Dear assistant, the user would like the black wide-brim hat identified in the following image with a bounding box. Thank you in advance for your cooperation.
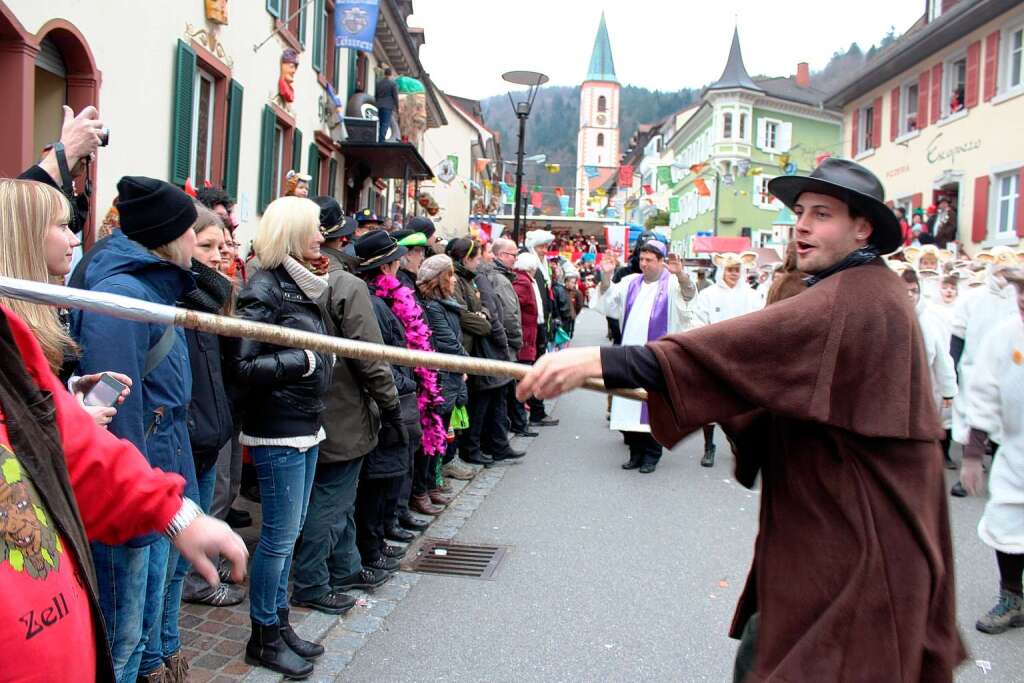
[768,158,902,254]
[313,196,356,240]
[344,229,407,272]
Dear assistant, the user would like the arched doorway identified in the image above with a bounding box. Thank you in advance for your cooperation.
[0,3,36,176]
[32,20,101,243]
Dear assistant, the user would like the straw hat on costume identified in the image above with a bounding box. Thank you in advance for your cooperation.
[712,251,759,268]
[975,245,1018,269]
[524,229,555,250]
[886,258,912,276]
[903,244,953,271]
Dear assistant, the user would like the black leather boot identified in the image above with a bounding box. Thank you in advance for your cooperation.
[278,607,325,659]
[246,619,314,679]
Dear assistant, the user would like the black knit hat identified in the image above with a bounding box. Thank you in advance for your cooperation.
[116,176,197,249]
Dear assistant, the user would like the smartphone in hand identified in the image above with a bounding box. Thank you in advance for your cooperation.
[83,373,129,408]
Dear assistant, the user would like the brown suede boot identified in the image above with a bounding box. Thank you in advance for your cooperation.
[429,489,453,506]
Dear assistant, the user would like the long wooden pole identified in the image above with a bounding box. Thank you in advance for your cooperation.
[0,277,648,401]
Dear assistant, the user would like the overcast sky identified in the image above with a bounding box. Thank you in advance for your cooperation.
[408,0,925,99]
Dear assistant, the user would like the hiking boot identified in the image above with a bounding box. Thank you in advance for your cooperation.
[950,481,967,497]
[364,554,401,573]
[246,620,313,679]
[701,444,716,468]
[976,590,1024,634]
[442,458,476,480]
[163,652,188,683]
[334,567,389,592]
[136,665,166,683]
[278,607,325,659]
[383,543,407,560]
[183,581,246,607]
[428,489,454,506]
[290,590,356,616]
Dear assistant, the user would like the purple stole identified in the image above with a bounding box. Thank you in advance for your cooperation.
[620,269,670,425]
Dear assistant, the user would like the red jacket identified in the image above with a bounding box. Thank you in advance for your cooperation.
[512,271,539,362]
[5,306,185,542]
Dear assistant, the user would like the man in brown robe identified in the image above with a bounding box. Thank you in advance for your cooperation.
[517,158,967,682]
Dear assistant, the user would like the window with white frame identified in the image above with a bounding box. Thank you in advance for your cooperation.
[753,175,781,209]
[928,0,942,23]
[859,104,874,153]
[1006,23,1023,91]
[738,113,747,141]
[190,70,216,186]
[272,124,285,200]
[993,170,1020,237]
[944,52,967,115]
[722,112,733,140]
[757,117,791,153]
[901,80,919,134]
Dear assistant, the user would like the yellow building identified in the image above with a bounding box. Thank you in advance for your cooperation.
[826,0,1024,254]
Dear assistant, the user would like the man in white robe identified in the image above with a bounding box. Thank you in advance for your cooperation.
[591,240,695,473]
[690,251,764,467]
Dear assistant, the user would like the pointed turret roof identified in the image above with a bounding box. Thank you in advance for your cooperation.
[706,27,762,93]
[585,12,617,83]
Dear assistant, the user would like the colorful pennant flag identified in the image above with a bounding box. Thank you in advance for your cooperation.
[693,178,711,197]
[545,163,561,174]
[530,192,543,209]
[584,165,599,178]
[642,184,653,196]
[689,163,707,174]
[595,188,606,196]
[553,187,564,197]
[558,195,570,215]
[657,166,673,185]
[618,165,634,186]
[669,196,680,212]
[748,167,763,176]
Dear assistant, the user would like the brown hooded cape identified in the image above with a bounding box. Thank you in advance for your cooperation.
[645,260,966,681]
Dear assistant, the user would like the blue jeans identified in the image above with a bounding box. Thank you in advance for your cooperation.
[136,537,171,674]
[141,464,218,672]
[91,542,150,682]
[377,107,393,142]
[250,444,319,625]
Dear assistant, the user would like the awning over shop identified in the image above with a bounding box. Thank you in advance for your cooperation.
[692,236,751,253]
[339,142,433,180]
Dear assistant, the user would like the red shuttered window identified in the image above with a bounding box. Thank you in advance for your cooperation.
[972,175,989,244]
[917,71,930,130]
[964,41,981,108]
[930,63,943,124]
[889,87,900,141]
[983,31,1001,102]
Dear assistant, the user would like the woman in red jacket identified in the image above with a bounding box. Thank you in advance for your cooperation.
[0,305,247,682]
[509,252,541,436]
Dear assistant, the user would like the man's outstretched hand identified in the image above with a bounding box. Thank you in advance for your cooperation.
[173,515,249,586]
[516,347,603,401]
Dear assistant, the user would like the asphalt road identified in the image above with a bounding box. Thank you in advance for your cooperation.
[342,309,1022,682]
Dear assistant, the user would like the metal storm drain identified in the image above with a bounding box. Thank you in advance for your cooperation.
[407,539,507,579]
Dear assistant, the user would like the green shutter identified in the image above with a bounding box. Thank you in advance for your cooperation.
[266,0,281,18]
[347,49,358,98]
[169,40,196,186]
[328,158,338,198]
[258,105,276,213]
[332,45,341,91]
[292,129,303,172]
[298,0,307,45]
[312,0,325,73]
[307,143,321,194]
[223,79,244,198]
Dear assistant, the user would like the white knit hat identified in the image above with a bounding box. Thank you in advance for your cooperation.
[514,251,541,272]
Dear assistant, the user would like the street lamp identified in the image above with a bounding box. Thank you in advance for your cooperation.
[503,70,549,245]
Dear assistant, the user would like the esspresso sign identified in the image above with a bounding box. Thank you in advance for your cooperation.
[926,133,982,165]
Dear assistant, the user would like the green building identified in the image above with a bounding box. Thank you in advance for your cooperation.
[661,29,842,252]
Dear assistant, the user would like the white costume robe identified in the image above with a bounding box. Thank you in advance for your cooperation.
[917,299,958,427]
[964,316,1024,553]
[592,272,694,432]
[691,279,763,327]
[950,273,1019,443]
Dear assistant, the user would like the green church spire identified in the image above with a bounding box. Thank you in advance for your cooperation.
[586,12,617,83]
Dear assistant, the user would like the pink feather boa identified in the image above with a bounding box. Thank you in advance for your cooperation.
[372,273,448,456]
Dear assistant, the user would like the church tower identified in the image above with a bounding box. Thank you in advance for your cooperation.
[575,12,620,216]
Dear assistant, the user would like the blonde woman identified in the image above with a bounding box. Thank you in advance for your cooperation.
[231,196,333,678]
[0,178,129,426]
